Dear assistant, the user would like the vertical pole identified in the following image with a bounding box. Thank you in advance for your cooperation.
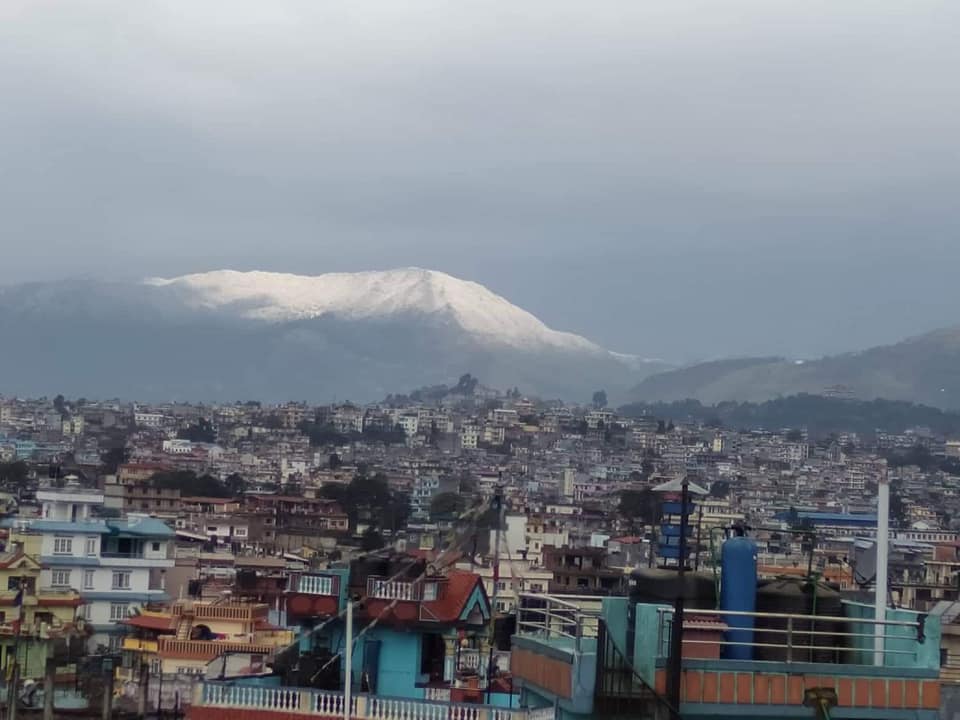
[343,601,353,720]
[101,670,114,720]
[42,657,55,720]
[137,661,149,718]
[157,666,164,718]
[487,482,504,703]
[667,478,690,709]
[874,473,890,666]
[7,658,20,720]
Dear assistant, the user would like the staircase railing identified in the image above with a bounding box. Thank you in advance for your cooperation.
[595,619,680,720]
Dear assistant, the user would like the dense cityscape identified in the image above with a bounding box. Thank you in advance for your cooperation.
[5,1,958,718]
[0,379,957,718]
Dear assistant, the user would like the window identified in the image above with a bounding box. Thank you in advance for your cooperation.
[53,537,72,555]
[423,582,437,601]
[83,570,95,590]
[85,537,98,556]
[108,635,123,650]
[7,577,20,591]
[111,571,131,590]
[109,603,129,622]
[51,570,71,588]
[150,659,162,675]
[151,542,161,552]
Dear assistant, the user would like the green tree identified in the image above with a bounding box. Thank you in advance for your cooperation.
[0,462,29,487]
[455,373,479,396]
[151,471,230,497]
[709,480,731,498]
[430,492,466,517]
[178,418,216,443]
[224,473,247,497]
[361,527,385,552]
[619,488,660,529]
[592,390,608,409]
[101,446,130,474]
[53,394,67,416]
[328,453,342,470]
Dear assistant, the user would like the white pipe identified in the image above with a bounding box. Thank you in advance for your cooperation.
[344,601,353,720]
[874,473,890,666]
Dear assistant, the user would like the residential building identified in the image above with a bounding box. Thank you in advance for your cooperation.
[9,485,174,650]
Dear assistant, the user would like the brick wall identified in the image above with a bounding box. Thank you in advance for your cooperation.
[659,668,941,711]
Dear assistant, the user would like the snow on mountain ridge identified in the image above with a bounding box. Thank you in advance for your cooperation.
[145,268,603,352]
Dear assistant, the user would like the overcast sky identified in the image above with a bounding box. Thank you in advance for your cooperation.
[2,1,959,362]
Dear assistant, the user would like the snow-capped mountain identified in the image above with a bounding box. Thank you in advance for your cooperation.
[145,268,602,352]
[0,269,667,402]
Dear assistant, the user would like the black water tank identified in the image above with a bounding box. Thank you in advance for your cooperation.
[630,568,717,606]
[755,578,846,663]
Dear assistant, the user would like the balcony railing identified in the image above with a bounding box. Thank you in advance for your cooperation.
[654,606,926,666]
[515,593,600,651]
[295,574,336,596]
[367,577,421,602]
[171,602,268,622]
[457,650,511,675]
[157,637,276,660]
[196,682,549,720]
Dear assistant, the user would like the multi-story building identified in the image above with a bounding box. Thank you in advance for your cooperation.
[10,486,174,650]
[0,545,83,681]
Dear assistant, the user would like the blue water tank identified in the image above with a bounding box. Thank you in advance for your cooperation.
[720,536,757,660]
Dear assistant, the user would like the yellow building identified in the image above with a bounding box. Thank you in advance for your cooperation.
[119,600,293,681]
[0,546,84,680]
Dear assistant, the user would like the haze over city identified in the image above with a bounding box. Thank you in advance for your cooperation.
[3,1,960,362]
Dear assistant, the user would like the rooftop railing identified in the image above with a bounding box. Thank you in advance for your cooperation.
[515,593,600,651]
[196,682,545,720]
[367,577,422,602]
[294,574,337,596]
[655,606,926,666]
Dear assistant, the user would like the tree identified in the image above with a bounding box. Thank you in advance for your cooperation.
[785,429,804,442]
[592,390,608,409]
[224,473,247,497]
[53,394,67,416]
[328,453,342,470]
[889,479,908,530]
[619,488,660,529]
[361,527,385,552]
[178,418,216,444]
[151,471,230,498]
[709,480,731,498]
[430,492,466,517]
[455,373,479,396]
[101,446,131,474]
[0,462,29,487]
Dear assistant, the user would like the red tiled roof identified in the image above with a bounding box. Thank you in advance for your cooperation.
[421,570,487,623]
[122,614,176,632]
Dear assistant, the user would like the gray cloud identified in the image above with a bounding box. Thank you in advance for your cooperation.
[1,0,959,362]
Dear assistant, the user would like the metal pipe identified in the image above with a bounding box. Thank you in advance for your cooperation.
[657,607,917,627]
[343,601,352,720]
[875,472,890,667]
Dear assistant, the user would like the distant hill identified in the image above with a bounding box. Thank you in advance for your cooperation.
[628,328,960,410]
[0,269,667,403]
[619,395,960,438]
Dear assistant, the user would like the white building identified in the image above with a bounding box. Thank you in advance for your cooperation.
[162,439,193,455]
[19,486,174,651]
[134,412,166,429]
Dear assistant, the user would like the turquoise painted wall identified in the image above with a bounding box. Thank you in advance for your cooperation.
[365,628,424,698]
[843,600,940,669]
[633,602,669,686]
[600,597,628,655]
